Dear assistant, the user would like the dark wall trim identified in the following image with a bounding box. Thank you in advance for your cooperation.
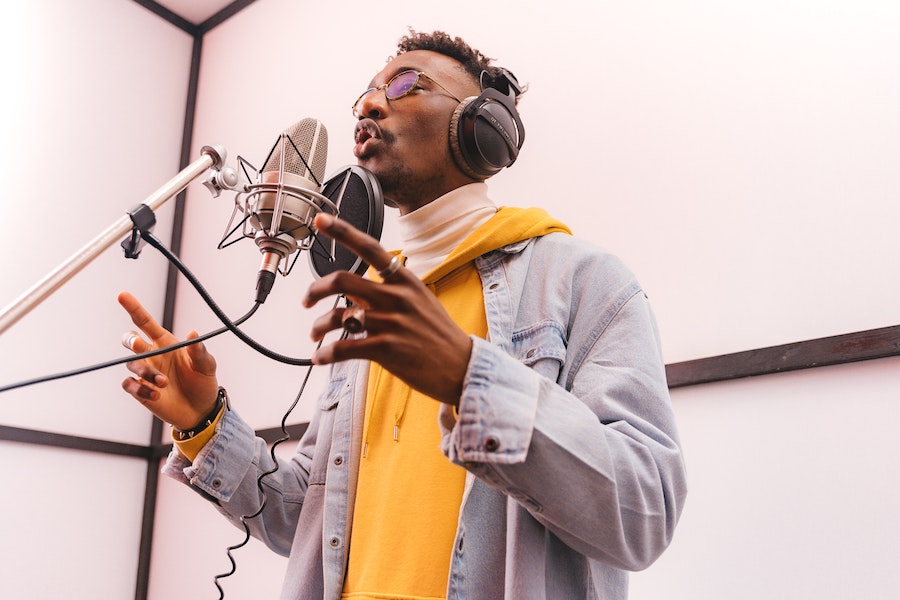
[135,457,161,600]
[162,33,202,333]
[132,0,258,36]
[0,422,308,458]
[4,321,898,595]
[133,422,311,459]
[137,17,204,600]
[132,0,199,35]
[199,0,260,33]
[257,422,310,444]
[0,424,152,458]
[666,324,900,388]
[128,2,258,598]
[6,1,891,598]
[6,325,898,453]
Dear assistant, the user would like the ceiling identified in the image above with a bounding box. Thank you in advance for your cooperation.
[151,0,249,26]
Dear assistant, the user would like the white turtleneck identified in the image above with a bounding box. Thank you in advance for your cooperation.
[396,182,498,278]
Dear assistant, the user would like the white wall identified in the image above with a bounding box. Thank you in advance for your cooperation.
[0,0,192,442]
[0,0,900,600]
[163,0,900,598]
[0,0,193,597]
[632,357,900,599]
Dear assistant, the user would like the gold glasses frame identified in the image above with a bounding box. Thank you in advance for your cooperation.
[352,70,462,117]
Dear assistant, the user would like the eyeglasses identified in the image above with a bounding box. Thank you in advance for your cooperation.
[351,70,462,118]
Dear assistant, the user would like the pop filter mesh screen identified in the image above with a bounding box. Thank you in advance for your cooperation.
[309,166,384,277]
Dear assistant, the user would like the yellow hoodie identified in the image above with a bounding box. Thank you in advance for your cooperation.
[343,207,570,599]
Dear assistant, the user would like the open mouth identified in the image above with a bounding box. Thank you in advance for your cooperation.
[353,120,384,159]
[355,120,380,144]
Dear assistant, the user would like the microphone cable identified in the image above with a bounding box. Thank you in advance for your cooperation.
[143,230,348,598]
[0,310,254,394]
[211,309,345,599]
[142,230,313,367]
[0,227,318,395]
[0,214,348,599]
[138,232,351,598]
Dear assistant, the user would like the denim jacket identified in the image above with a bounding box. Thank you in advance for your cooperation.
[163,231,688,599]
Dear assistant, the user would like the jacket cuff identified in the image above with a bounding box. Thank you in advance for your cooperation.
[177,409,257,502]
[441,336,539,465]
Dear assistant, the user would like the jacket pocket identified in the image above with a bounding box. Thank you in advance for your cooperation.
[306,376,347,485]
[317,376,345,411]
[511,320,567,380]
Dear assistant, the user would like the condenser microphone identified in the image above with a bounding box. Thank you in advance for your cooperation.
[213,118,385,300]
[247,118,328,302]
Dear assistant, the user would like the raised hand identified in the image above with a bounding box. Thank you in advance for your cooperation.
[118,291,220,429]
[303,213,472,405]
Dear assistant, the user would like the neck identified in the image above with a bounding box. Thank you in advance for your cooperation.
[396,182,496,277]
[387,175,480,215]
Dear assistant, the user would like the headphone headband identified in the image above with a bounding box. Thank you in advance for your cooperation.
[481,68,523,99]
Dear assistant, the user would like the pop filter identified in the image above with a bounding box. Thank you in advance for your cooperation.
[308,165,384,278]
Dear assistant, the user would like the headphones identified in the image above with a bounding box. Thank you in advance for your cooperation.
[449,68,526,180]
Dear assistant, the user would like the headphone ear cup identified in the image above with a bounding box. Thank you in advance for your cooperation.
[449,96,487,181]
[450,90,524,180]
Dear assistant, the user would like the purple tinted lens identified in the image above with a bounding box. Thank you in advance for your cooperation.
[385,71,420,100]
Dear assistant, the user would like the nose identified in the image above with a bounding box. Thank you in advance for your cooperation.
[355,87,389,119]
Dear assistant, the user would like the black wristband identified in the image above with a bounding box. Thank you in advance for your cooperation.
[172,387,227,441]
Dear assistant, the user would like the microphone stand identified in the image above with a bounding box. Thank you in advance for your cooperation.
[0,145,226,336]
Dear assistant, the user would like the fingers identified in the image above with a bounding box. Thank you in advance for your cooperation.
[304,213,417,312]
[309,307,346,341]
[123,354,167,386]
[119,292,170,389]
[184,330,217,376]
[312,213,407,281]
[121,376,160,402]
[121,331,139,351]
[121,327,165,400]
[117,291,171,344]
[303,270,385,310]
[117,292,221,425]
[310,333,389,366]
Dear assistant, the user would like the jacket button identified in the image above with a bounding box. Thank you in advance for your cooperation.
[526,348,536,358]
[484,437,500,452]
[333,456,344,466]
[329,536,340,548]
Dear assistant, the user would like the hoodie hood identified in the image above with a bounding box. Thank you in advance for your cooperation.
[422,206,571,284]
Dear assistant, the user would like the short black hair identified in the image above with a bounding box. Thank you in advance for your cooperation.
[396,28,524,101]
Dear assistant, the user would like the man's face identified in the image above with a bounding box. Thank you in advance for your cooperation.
[352,50,481,214]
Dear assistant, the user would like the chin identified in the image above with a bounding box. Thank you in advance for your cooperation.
[362,162,405,199]
[353,161,397,209]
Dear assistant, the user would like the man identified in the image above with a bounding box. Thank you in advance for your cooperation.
[119,30,687,599]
